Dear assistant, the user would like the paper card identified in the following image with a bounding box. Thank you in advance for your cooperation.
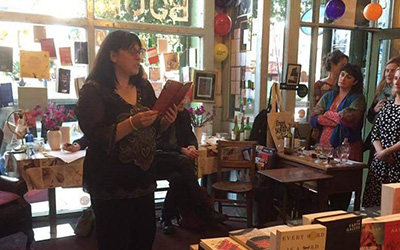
[230,52,236,66]
[149,67,161,81]
[235,81,241,95]
[74,42,88,64]
[231,69,236,81]
[189,48,197,67]
[157,38,168,54]
[33,26,46,43]
[236,68,241,81]
[231,39,239,53]
[74,77,85,98]
[18,87,48,111]
[20,50,50,79]
[230,80,236,95]
[235,94,240,109]
[161,52,179,72]
[240,52,247,66]
[182,66,194,82]
[0,46,13,72]
[59,47,72,66]
[236,53,241,66]
[0,82,14,107]
[40,38,57,58]
[147,47,159,65]
[57,68,71,94]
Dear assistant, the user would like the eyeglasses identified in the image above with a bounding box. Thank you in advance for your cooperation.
[128,48,146,57]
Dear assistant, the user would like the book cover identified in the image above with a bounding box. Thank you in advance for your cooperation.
[0,82,14,107]
[20,50,50,79]
[147,47,159,65]
[33,25,46,42]
[381,183,400,216]
[230,228,270,250]
[74,42,88,64]
[152,80,192,114]
[302,210,347,225]
[161,52,179,72]
[0,46,13,72]
[360,218,383,250]
[273,224,327,250]
[57,68,71,94]
[258,225,290,236]
[383,219,400,250]
[59,47,72,66]
[40,38,57,58]
[200,237,247,250]
[315,213,362,250]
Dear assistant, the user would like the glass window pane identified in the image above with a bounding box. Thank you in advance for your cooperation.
[296,27,311,122]
[0,0,86,18]
[0,22,88,103]
[94,0,204,28]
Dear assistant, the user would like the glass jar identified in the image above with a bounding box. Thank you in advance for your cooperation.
[34,138,45,153]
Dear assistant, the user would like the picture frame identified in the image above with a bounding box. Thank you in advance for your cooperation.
[193,70,218,103]
[285,63,302,87]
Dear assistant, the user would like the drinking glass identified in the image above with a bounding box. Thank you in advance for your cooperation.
[298,139,307,157]
[314,143,323,163]
[322,146,334,166]
[340,145,350,165]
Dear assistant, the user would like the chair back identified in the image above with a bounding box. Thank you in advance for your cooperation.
[216,140,257,181]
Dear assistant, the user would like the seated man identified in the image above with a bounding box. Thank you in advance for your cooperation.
[155,101,226,235]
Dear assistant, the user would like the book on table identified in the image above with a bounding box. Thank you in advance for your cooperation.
[152,79,192,114]
[374,213,400,250]
[269,224,327,250]
[381,183,400,216]
[199,237,247,250]
[229,228,270,250]
[315,213,362,250]
[302,210,347,225]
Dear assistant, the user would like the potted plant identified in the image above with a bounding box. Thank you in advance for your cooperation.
[187,105,215,145]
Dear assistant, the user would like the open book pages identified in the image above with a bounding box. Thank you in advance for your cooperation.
[152,79,191,114]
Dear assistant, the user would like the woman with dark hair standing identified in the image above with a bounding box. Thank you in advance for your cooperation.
[311,63,366,161]
[76,30,177,250]
[313,50,349,106]
[311,63,366,210]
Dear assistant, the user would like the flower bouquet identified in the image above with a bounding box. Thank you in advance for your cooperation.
[33,103,75,131]
[187,105,215,128]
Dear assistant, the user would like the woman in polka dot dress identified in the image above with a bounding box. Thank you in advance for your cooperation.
[363,67,400,208]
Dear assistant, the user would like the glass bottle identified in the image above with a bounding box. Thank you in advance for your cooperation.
[239,116,245,141]
[231,116,240,141]
[284,124,293,154]
[293,122,301,148]
[244,117,252,140]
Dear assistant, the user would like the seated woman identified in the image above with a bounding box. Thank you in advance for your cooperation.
[311,63,366,162]
[363,67,400,208]
[311,63,366,210]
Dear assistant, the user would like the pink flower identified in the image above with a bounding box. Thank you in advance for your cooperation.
[35,103,75,130]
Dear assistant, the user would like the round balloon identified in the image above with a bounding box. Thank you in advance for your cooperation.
[363,3,383,21]
[214,13,232,36]
[215,0,233,8]
[214,43,228,62]
[325,0,346,20]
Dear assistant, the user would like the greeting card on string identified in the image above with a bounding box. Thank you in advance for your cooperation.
[57,68,71,94]
[0,82,14,107]
[40,38,57,58]
[147,47,159,65]
[33,26,46,42]
[59,47,72,66]
[20,50,50,79]
[74,42,88,64]
[0,46,13,72]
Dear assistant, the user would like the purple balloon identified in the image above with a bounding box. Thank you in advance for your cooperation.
[325,0,346,20]
[216,0,233,8]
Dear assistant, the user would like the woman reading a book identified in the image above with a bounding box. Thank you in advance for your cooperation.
[76,30,177,250]
[311,63,365,210]
[363,67,400,208]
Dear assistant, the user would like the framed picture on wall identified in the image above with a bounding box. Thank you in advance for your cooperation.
[193,70,218,103]
[285,64,302,86]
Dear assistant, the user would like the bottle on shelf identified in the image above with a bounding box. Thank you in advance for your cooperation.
[239,116,245,141]
[283,123,293,154]
[231,115,240,141]
[244,117,252,140]
[293,122,300,148]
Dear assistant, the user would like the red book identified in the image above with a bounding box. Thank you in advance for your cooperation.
[152,80,191,114]
[384,220,400,250]
[40,38,57,58]
[59,47,72,66]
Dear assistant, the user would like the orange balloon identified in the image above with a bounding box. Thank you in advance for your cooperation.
[363,3,383,21]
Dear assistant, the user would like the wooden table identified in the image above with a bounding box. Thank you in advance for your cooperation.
[8,151,84,238]
[275,153,367,212]
[258,167,333,223]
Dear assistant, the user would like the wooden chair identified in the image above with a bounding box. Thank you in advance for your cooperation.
[210,140,257,228]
